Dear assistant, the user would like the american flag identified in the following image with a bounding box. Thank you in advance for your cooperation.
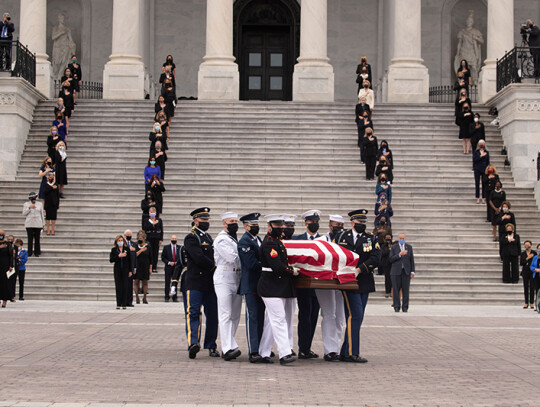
[283,240,359,283]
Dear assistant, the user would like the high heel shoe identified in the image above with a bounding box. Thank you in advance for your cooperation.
[143,298,148,304]
[523,304,529,309]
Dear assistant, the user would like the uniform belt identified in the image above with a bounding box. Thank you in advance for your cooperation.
[262,267,273,272]
[217,267,241,272]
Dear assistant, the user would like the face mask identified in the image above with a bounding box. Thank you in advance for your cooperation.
[117,241,124,247]
[464,107,469,111]
[354,223,366,234]
[382,145,387,149]
[380,220,386,225]
[138,239,143,245]
[502,207,509,213]
[52,131,57,135]
[150,213,156,218]
[307,223,319,234]
[283,228,295,239]
[155,126,160,131]
[198,221,210,231]
[249,225,260,236]
[398,239,406,245]
[150,161,156,165]
[525,246,531,251]
[474,118,479,122]
[364,84,368,88]
[30,198,36,203]
[386,239,392,244]
[227,223,239,235]
[167,58,172,61]
[270,226,283,239]
[488,170,494,174]
[125,236,131,241]
[146,195,153,200]
[380,178,386,183]
[59,147,65,152]
[332,226,343,235]
[506,229,512,234]
[72,59,77,63]
[0,235,4,240]
[171,240,177,245]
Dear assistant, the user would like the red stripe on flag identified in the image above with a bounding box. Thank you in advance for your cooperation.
[319,240,340,271]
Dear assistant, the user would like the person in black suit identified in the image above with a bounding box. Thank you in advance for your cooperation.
[133,232,152,304]
[389,233,415,312]
[335,209,380,363]
[356,56,372,92]
[109,235,132,309]
[520,240,536,309]
[292,210,321,360]
[363,128,378,180]
[356,109,372,163]
[258,214,297,365]
[1,13,15,71]
[459,103,474,154]
[143,207,163,275]
[525,20,540,76]
[501,223,520,284]
[123,230,137,307]
[183,207,219,359]
[161,234,181,302]
[496,201,516,258]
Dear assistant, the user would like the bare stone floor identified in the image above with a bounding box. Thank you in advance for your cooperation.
[1,300,539,407]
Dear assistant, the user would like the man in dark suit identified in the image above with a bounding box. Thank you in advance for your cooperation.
[183,207,219,359]
[1,13,15,71]
[238,212,266,363]
[525,19,540,76]
[389,233,415,312]
[336,209,380,363]
[292,209,321,359]
[161,234,181,302]
[123,230,137,307]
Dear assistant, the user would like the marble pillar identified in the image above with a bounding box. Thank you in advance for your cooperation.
[292,0,334,102]
[19,0,52,98]
[478,0,514,103]
[103,0,146,99]
[197,0,239,100]
[385,0,429,103]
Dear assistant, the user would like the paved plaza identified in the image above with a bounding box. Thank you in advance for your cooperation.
[0,301,539,407]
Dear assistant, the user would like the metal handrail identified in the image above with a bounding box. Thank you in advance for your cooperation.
[429,85,478,103]
[496,46,540,92]
[0,39,36,86]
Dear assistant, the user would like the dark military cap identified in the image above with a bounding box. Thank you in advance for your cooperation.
[190,207,210,219]
[239,212,261,224]
[348,209,368,221]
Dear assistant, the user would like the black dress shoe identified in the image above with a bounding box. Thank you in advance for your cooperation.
[260,356,274,364]
[165,298,170,303]
[126,304,134,307]
[270,351,276,358]
[298,350,319,359]
[34,254,40,257]
[341,355,368,363]
[402,309,408,313]
[290,350,297,357]
[172,297,178,302]
[188,344,200,359]
[394,308,400,312]
[324,352,340,362]
[249,353,263,363]
[19,298,24,301]
[279,354,296,365]
[223,348,241,361]
[208,349,220,358]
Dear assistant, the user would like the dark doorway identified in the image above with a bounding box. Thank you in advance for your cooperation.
[234,0,300,101]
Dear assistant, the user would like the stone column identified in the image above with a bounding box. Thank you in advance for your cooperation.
[385,0,429,103]
[103,0,146,99]
[478,0,514,103]
[19,0,52,98]
[292,0,334,102]
[197,0,239,100]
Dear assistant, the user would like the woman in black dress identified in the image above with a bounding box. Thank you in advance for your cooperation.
[59,84,74,124]
[376,140,393,169]
[356,56,372,92]
[60,67,76,94]
[38,157,54,201]
[143,207,163,275]
[500,223,520,284]
[455,90,471,124]
[162,55,176,83]
[54,141,68,198]
[520,240,537,308]
[141,191,157,229]
[497,201,516,259]
[156,110,169,141]
[363,128,378,180]
[47,127,61,164]
[459,103,474,154]
[0,230,14,308]
[148,174,165,215]
[469,113,485,151]
[149,123,168,154]
[488,180,505,241]
[155,95,168,121]
[109,235,132,309]
[356,111,373,163]
[457,59,472,88]
[43,172,59,235]
[67,54,82,104]
[54,97,67,118]
[134,233,152,304]
[484,164,500,222]
[161,80,176,124]
[151,142,167,181]
[375,155,393,184]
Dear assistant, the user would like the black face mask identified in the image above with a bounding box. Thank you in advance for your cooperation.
[0,235,4,241]
[332,227,343,236]
[307,223,320,234]
[125,236,132,241]
[198,221,210,231]
[270,225,283,239]
[354,223,366,234]
[249,225,260,236]
[386,239,392,244]
[283,228,295,239]
[171,240,177,245]
[138,239,143,245]
[227,223,239,235]
[380,220,386,226]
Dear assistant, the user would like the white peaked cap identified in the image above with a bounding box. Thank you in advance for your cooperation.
[329,214,345,223]
[265,214,284,223]
[220,212,238,220]
[284,214,297,223]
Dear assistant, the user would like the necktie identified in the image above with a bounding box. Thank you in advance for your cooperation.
[310,236,314,240]
[172,245,176,262]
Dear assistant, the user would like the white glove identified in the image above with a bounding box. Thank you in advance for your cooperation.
[292,267,300,276]
[170,286,177,296]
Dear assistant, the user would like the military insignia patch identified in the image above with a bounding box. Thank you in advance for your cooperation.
[242,247,250,252]
[270,249,278,257]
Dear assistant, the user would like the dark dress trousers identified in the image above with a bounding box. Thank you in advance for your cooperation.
[109,245,132,307]
[520,250,537,304]
[501,233,520,283]
[143,217,163,272]
[161,243,181,300]
[389,243,415,311]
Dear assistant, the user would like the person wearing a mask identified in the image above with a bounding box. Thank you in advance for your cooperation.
[335,209,380,362]
[524,20,540,77]
[373,215,392,244]
[488,179,506,241]
[469,113,485,152]
[110,235,132,309]
[148,174,165,215]
[497,201,516,260]
[151,141,167,180]
[183,207,219,359]
[472,139,489,204]
[123,229,137,307]
[389,233,415,312]
[14,239,28,301]
[162,55,176,79]
[58,76,74,122]
[237,212,266,363]
[376,174,392,203]
[38,156,55,202]
[363,128,378,180]
[356,110,373,164]
[52,112,68,143]
[141,190,157,228]
[22,192,45,257]
[54,141,68,199]
[149,122,168,154]
[0,229,14,308]
[454,89,471,125]
[213,212,243,361]
[161,234,182,303]
[376,140,393,170]
[357,80,374,111]
[133,232,152,304]
[258,214,298,365]
[520,240,536,309]
[379,233,393,299]
[143,207,163,275]
[356,56,372,93]
[42,172,59,235]
[67,55,82,105]
[315,214,346,362]
[281,214,298,355]
[485,164,501,222]
[144,156,161,191]
[459,103,474,154]
[501,224,520,284]
[375,156,393,184]
[374,194,393,227]
[292,210,321,360]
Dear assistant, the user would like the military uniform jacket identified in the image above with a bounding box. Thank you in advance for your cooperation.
[257,234,295,298]
[336,230,380,294]
[183,228,215,292]
[238,232,262,295]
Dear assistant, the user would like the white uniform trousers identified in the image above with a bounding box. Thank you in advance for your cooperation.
[315,289,345,355]
[214,282,242,353]
[259,297,295,358]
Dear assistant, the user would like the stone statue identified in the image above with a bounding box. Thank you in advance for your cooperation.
[51,13,76,80]
[454,10,484,85]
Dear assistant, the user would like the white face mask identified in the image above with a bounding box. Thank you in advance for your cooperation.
[474,118,479,122]
[502,207,509,213]
[117,241,124,247]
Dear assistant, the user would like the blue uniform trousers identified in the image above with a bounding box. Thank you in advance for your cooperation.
[340,291,369,356]
[296,288,320,353]
[244,292,265,354]
[185,289,218,350]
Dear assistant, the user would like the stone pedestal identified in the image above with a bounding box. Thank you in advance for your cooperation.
[0,78,45,180]
[103,0,146,100]
[293,0,334,102]
[385,0,429,103]
[19,0,53,98]
[197,0,239,100]
[478,0,514,103]
[488,84,540,189]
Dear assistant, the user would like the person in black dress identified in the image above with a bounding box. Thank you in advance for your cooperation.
[469,113,485,152]
[155,95,168,121]
[488,180,505,241]
[356,111,373,163]
[141,191,157,228]
[520,240,537,308]
[0,229,14,308]
[54,97,67,119]
[67,54,82,104]
[459,103,474,154]
[110,235,132,309]
[161,80,176,124]
[457,59,472,88]
[356,56,372,92]
[453,73,468,99]
[151,141,167,181]
[501,223,520,284]
[379,233,393,299]
[148,174,165,215]
[455,90,471,124]
[143,207,163,275]
[159,64,176,96]
[376,140,393,170]
[162,55,176,80]
[59,84,74,127]
[134,233,152,304]
[363,129,378,180]
[43,172,59,236]
[47,127,61,164]
[497,201,516,259]
[149,123,168,154]
[60,66,76,94]
[375,156,393,184]
[472,140,489,204]
[38,157,54,202]
[484,164,500,222]
[54,141,68,198]
[156,111,169,141]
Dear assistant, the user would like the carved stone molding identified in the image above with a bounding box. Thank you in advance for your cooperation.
[517,100,540,112]
[0,93,16,105]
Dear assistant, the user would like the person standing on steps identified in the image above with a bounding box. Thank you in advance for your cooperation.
[134,232,152,304]
[488,180,505,242]
[109,235,132,310]
[43,172,59,236]
[14,239,27,301]
[472,140,489,204]
[143,207,163,275]
[123,229,137,307]
[161,235,181,303]
[23,192,44,258]
[520,240,536,309]
[183,207,219,360]
[0,229,14,308]
[501,223,520,284]
[363,128,378,181]
[389,233,415,312]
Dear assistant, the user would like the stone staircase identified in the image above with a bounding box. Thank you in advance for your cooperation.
[0,100,536,304]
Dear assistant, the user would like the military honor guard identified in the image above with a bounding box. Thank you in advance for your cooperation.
[213,211,243,361]
[258,214,298,365]
[315,214,346,362]
[336,209,380,363]
[237,212,266,363]
[282,214,298,354]
[293,210,321,359]
[183,207,219,359]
